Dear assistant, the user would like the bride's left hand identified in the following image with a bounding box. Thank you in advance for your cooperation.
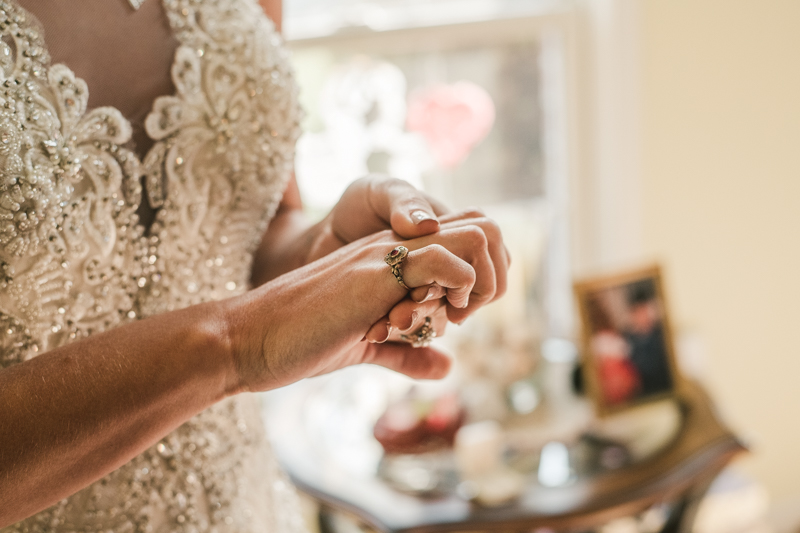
[306,174,449,262]
[308,175,510,344]
[364,210,511,344]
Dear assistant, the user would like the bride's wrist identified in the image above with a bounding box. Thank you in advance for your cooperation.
[190,300,242,398]
[216,284,290,394]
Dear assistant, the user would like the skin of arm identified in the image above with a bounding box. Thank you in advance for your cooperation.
[248,1,314,284]
[0,0,510,524]
[250,175,314,285]
[0,302,237,525]
[0,217,495,525]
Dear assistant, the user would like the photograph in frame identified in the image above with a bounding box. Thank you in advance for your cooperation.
[574,266,682,417]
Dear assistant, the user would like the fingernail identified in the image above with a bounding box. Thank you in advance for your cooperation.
[413,287,434,303]
[380,323,392,343]
[411,210,436,224]
[409,310,419,329]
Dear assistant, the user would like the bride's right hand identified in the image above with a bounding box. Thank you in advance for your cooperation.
[223,223,499,392]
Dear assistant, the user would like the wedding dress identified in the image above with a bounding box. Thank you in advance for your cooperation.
[0,0,307,530]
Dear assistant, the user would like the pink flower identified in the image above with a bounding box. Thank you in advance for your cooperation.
[406,81,495,169]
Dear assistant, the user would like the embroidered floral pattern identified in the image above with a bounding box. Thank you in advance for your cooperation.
[0,0,305,531]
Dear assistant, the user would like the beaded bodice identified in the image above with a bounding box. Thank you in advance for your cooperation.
[0,0,305,531]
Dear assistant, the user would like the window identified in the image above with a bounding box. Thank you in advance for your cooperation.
[285,0,577,338]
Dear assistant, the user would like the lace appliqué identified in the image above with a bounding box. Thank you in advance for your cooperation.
[0,0,305,531]
[0,5,146,363]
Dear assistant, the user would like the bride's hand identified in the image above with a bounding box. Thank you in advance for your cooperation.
[306,175,449,263]
[224,222,506,392]
[313,176,510,340]
[365,208,511,342]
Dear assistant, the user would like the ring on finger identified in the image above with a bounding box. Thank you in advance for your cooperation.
[400,316,436,348]
[384,245,411,291]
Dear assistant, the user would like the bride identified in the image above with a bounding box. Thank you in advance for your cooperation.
[0,0,509,530]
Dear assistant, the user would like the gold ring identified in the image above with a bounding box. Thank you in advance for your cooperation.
[384,245,410,290]
[400,316,436,348]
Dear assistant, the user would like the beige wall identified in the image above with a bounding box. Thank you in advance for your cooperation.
[640,0,800,499]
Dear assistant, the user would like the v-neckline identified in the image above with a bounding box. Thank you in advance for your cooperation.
[15,0,179,160]
[14,0,181,232]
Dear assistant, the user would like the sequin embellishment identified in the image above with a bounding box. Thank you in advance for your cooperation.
[0,0,305,531]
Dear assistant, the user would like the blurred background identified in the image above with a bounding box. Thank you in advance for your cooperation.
[276,0,800,530]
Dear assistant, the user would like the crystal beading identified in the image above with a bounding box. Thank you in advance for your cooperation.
[1,0,306,531]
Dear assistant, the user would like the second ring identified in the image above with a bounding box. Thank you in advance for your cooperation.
[400,316,437,348]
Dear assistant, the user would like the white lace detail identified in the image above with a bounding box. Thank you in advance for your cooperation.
[0,0,306,531]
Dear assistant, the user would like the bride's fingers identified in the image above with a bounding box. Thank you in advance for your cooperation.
[404,226,497,323]
[365,342,452,380]
[387,297,445,332]
[387,308,448,344]
[400,245,475,309]
[437,210,510,300]
[366,177,442,239]
[365,315,392,343]
[420,192,450,218]
[366,301,446,344]
[409,283,446,303]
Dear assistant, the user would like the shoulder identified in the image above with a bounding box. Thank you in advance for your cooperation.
[257,0,283,31]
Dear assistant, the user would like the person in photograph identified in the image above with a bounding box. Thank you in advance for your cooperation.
[623,281,673,397]
[587,297,642,405]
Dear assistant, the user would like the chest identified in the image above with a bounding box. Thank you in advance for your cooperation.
[0,0,301,360]
[15,0,177,156]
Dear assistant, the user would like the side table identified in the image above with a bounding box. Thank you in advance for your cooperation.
[266,378,745,533]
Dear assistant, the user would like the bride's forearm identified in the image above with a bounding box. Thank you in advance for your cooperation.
[250,205,320,286]
[0,301,236,527]
[250,174,330,286]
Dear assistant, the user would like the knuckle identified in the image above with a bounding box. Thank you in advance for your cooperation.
[424,243,449,258]
[460,206,487,219]
[385,176,414,193]
[476,217,502,240]
[346,175,371,190]
[366,174,396,196]
[465,267,477,286]
[462,225,488,247]
[471,291,493,307]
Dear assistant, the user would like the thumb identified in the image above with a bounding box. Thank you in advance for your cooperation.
[366,342,452,380]
[368,178,447,239]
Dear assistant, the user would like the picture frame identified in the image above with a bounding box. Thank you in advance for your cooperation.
[574,265,682,417]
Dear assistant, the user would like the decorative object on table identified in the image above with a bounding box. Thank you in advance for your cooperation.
[373,390,465,495]
[453,421,525,506]
[373,391,465,455]
[453,318,540,424]
[573,265,682,417]
[586,397,683,462]
[266,379,745,532]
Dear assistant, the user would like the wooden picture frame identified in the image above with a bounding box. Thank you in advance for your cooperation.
[574,265,682,417]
